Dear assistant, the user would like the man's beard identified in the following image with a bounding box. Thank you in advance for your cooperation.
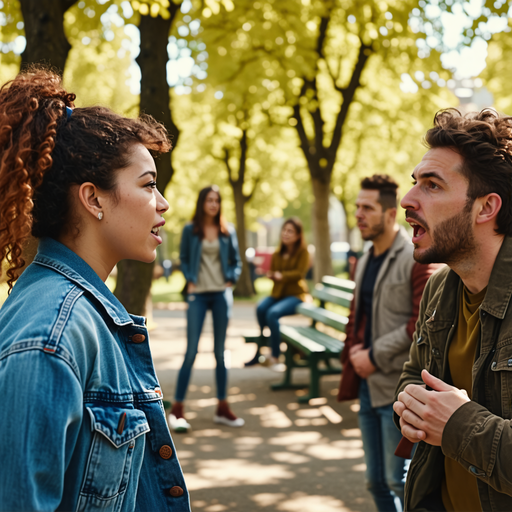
[412,199,476,265]
[361,216,385,241]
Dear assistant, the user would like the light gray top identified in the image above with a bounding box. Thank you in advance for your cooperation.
[195,238,226,293]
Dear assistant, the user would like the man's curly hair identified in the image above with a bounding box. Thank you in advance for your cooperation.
[0,67,171,290]
[425,108,512,236]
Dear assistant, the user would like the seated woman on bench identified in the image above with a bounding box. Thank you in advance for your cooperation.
[246,217,310,371]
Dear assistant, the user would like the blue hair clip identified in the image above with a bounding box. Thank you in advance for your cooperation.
[66,106,73,120]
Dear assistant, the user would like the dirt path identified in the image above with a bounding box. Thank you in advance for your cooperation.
[150,303,376,512]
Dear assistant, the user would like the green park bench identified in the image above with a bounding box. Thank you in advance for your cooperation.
[244,276,355,403]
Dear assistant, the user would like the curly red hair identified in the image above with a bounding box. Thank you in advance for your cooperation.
[0,68,75,290]
[0,67,171,291]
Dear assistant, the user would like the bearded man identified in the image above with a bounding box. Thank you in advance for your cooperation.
[394,109,512,512]
[337,174,441,512]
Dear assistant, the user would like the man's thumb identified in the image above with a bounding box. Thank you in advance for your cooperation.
[421,369,453,391]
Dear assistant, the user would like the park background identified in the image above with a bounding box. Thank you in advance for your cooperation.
[1,2,512,511]
[1,0,511,313]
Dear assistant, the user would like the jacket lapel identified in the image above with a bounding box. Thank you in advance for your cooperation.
[373,227,408,296]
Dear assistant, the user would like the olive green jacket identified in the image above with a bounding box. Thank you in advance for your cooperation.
[394,235,512,512]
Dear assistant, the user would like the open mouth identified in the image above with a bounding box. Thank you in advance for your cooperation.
[408,221,427,242]
[151,220,165,243]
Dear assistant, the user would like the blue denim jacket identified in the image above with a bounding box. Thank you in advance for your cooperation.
[179,223,242,285]
[0,238,190,512]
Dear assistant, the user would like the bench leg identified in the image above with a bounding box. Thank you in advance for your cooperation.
[270,343,304,391]
[297,356,321,404]
[244,335,270,367]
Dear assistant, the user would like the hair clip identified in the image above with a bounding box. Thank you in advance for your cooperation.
[66,106,73,120]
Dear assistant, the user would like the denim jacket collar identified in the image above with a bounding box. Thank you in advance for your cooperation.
[34,237,136,327]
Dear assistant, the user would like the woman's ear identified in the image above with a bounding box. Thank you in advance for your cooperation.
[475,193,502,226]
[77,182,104,220]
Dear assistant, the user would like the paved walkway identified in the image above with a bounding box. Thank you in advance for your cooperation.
[150,303,376,512]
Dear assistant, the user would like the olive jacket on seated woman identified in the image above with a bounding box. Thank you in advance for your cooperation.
[179,222,242,285]
[269,246,310,301]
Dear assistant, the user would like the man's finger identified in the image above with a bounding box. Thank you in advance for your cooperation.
[400,416,426,442]
[421,369,455,392]
[393,401,406,417]
[401,407,426,430]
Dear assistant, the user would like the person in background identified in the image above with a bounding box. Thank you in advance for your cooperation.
[0,68,190,511]
[169,185,243,432]
[337,174,441,512]
[245,217,310,371]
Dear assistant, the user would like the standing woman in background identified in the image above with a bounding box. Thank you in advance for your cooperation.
[0,69,190,511]
[169,185,243,432]
[246,217,310,370]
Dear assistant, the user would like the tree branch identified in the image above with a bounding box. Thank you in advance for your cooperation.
[328,38,372,161]
[223,147,235,187]
[245,174,261,203]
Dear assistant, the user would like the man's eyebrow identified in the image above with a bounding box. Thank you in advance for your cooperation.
[138,170,157,179]
[411,171,446,183]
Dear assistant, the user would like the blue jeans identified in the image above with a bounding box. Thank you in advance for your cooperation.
[256,296,302,358]
[359,379,411,512]
[175,289,233,402]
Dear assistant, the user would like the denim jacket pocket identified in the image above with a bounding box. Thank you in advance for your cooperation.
[76,405,150,512]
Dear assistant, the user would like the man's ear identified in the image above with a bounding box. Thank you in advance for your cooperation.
[386,207,397,223]
[475,193,502,225]
[77,182,104,220]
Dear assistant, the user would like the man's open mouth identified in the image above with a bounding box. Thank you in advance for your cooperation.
[409,222,426,238]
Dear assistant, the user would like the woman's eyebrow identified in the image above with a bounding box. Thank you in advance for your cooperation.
[138,170,157,179]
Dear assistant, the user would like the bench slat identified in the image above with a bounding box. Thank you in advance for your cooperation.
[280,325,343,355]
[321,276,356,293]
[296,303,348,332]
[313,284,353,309]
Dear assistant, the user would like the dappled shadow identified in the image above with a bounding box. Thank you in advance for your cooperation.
[150,305,376,512]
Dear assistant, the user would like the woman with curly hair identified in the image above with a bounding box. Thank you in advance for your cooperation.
[0,68,190,511]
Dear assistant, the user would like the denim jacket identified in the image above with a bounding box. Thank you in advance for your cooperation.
[0,238,190,512]
[179,222,242,285]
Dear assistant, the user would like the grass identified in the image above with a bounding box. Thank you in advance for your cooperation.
[151,272,274,304]
[0,270,351,307]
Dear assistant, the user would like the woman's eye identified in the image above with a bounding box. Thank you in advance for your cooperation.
[145,181,157,189]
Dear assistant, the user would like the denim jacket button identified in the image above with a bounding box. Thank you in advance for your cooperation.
[131,334,146,343]
[159,445,173,459]
[169,486,184,497]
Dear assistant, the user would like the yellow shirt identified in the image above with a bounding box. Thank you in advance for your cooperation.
[441,285,487,512]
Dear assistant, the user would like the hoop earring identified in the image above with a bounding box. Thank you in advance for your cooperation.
[98,212,103,220]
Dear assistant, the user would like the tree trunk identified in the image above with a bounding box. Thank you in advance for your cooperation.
[311,177,333,281]
[20,0,76,72]
[15,0,76,278]
[136,10,180,191]
[232,183,254,297]
[114,260,155,316]
[114,8,180,316]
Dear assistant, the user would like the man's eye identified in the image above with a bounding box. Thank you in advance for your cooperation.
[429,182,439,190]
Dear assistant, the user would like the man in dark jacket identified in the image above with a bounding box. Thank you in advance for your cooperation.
[393,109,512,511]
[337,174,440,512]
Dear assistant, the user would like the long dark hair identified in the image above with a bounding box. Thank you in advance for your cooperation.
[0,67,170,290]
[278,217,306,257]
[192,185,228,239]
